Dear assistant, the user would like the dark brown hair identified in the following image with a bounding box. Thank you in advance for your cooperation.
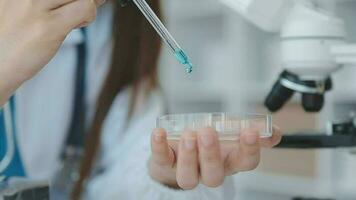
[72,1,162,199]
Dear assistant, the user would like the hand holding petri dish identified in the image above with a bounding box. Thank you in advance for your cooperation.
[156,113,273,141]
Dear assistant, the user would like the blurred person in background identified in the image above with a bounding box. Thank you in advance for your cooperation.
[0,0,282,199]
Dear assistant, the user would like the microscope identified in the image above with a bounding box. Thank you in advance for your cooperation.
[218,0,356,149]
[218,1,356,199]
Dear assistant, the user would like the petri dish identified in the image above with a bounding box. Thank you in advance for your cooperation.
[156,113,273,141]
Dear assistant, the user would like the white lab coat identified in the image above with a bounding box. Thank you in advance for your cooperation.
[13,3,236,199]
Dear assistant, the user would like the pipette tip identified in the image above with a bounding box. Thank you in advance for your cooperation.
[185,63,193,74]
[174,49,193,74]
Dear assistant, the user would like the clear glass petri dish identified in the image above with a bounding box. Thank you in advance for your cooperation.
[156,113,273,141]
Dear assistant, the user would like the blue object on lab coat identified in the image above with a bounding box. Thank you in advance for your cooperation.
[0,96,26,178]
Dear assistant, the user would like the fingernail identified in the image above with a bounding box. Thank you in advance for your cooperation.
[201,133,214,147]
[184,138,196,150]
[155,132,165,143]
[245,134,258,145]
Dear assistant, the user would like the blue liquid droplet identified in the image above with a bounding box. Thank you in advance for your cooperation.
[174,50,193,74]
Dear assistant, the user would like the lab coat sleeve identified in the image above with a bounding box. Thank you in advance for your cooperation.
[85,94,233,200]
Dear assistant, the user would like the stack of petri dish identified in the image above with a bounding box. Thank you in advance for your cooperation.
[157,113,273,141]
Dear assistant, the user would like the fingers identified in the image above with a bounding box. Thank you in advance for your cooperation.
[44,0,77,10]
[151,128,175,167]
[151,127,277,189]
[51,0,97,31]
[197,128,224,187]
[176,131,199,190]
[260,126,282,148]
[226,131,260,175]
[45,0,104,10]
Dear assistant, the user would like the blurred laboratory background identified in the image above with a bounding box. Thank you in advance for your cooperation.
[158,0,356,199]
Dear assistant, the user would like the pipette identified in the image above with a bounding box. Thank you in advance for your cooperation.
[132,0,193,73]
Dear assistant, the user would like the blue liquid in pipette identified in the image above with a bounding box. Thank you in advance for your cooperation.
[174,50,193,73]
